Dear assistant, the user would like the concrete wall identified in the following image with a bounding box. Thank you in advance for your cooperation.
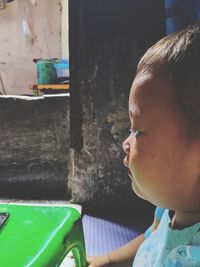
[0,0,62,95]
[69,0,165,225]
[0,95,70,200]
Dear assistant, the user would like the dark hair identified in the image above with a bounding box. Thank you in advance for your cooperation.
[137,23,200,139]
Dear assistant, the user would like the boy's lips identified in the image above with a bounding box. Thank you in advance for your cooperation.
[123,156,133,179]
[123,156,132,179]
[128,169,133,179]
[123,156,129,168]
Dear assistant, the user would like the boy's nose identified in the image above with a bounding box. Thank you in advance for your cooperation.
[122,138,130,154]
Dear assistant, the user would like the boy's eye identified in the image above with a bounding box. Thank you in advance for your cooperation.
[129,129,143,137]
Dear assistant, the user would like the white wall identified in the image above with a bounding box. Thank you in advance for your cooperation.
[0,0,62,95]
[61,0,69,59]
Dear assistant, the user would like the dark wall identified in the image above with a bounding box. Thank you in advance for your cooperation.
[0,96,70,200]
[69,0,166,226]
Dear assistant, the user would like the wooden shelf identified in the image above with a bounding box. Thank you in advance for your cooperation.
[37,84,70,90]
[29,84,70,95]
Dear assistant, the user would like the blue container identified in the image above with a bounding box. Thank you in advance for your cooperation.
[165,0,187,35]
[165,0,200,35]
[54,59,69,82]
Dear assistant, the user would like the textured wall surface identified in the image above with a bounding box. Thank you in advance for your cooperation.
[0,95,70,199]
[70,0,165,225]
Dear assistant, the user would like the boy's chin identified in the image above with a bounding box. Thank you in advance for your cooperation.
[130,179,155,204]
[131,181,147,201]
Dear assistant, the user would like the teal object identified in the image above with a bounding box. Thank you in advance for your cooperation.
[37,59,57,84]
[0,204,87,267]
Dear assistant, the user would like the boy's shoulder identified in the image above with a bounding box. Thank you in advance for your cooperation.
[144,207,165,238]
[134,207,200,266]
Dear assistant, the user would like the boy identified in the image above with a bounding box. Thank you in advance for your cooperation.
[87,23,200,266]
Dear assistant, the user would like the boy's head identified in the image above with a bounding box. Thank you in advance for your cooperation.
[137,23,200,139]
[123,24,200,211]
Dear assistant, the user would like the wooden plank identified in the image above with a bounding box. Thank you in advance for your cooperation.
[37,84,70,90]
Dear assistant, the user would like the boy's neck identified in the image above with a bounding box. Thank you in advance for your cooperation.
[171,210,200,229]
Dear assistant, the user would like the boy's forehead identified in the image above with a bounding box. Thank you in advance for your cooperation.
[129,74,153,115]
[129,73,175,116]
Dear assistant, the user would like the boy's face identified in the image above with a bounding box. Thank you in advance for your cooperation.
[123,73,200,210]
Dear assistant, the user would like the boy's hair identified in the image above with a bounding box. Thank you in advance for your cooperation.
[137,23,200,140]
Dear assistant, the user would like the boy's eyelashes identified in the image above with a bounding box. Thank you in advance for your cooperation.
[129,129,143,137]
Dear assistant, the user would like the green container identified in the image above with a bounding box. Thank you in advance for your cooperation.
[0,203,87,267]
[37,59,57,84]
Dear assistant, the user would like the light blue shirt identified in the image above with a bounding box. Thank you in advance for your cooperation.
[133,207,200,267]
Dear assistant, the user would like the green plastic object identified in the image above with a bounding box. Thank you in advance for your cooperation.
[37,59,57,84]
[0,204,87,267]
